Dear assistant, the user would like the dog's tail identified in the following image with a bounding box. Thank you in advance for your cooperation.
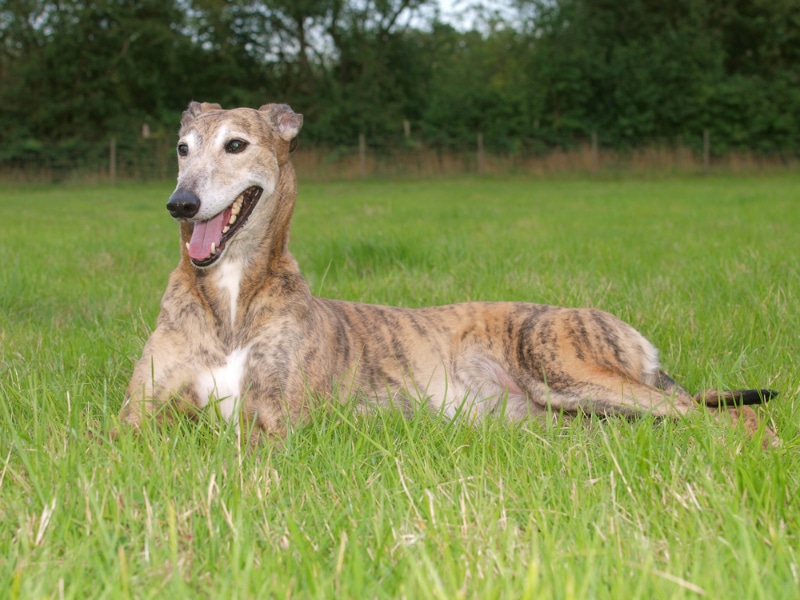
[694,388,778,407]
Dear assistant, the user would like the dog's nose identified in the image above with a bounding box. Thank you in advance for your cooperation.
[166,189,201,219]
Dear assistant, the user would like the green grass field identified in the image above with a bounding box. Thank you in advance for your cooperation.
[1,174,799,598]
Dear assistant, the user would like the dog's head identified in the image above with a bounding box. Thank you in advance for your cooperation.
[167,101,303,268]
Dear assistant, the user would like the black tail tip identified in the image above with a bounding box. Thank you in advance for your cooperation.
[698,389,779,407]
[732,389,779,406]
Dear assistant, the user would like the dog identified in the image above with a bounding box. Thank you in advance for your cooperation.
[118,101,777,447]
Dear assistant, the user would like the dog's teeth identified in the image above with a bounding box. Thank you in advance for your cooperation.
[231,204,241,216]
[211,242,216,254]
[185,242,190,252]
[222,225,230,234]
[228,214,237,225]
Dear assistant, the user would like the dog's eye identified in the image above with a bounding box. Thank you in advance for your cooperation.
[177,143,189,157]
[225,139,248,154]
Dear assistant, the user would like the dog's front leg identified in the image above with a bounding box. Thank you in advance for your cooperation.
[236,338,327,446]
[237,380,308,447]
[118,327,205,431]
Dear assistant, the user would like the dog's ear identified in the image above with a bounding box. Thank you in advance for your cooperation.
[259,103,303,142]
[181,101,222,128]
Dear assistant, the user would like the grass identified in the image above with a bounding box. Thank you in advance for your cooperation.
[1,174,799,598]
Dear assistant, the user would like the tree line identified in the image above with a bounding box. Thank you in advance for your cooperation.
[1,0,798,173]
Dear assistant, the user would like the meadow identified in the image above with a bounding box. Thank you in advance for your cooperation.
[1,174,799,598]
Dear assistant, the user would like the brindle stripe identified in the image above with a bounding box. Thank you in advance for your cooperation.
[383,310,412,368]
[315,300,350,369]
[403,310,430,340]
[535,317,558,363]
[589,310,628,372]
[567,311,587,361]
[515,314,543,380]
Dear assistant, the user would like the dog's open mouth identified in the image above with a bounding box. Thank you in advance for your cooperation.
[187,186,262,267]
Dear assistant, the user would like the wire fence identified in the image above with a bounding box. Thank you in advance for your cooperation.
[1,132,797,184]
[0,137,177,184]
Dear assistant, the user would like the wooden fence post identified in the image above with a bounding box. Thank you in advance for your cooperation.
[477,132,484,176]
[403,119,410,140]
[358,133,366,178]
[591,130,599,177]
[703,128,710,176]
[109,138,117,184]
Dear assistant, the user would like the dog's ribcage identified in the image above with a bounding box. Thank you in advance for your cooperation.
[307,298,661,419]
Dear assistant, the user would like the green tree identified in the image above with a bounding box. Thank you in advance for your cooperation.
[509,0,800,151]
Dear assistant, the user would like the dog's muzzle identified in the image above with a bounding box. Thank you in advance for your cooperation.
[170,186,263,268]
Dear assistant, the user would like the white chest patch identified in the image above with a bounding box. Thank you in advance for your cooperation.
[196,347,250,427]
[215,259,244,325]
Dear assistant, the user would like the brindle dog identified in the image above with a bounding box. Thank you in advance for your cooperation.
[119,101,777,446]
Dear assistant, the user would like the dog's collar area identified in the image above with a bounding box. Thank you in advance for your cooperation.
[187,186,263,267]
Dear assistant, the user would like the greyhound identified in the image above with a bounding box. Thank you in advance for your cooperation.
[118,101,777,447]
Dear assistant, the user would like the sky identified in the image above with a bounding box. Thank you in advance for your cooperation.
[435,0,513,30]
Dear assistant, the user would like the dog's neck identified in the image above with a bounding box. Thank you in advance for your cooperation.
[257,160,299,275]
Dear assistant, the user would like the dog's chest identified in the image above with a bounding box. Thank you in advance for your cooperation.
[195,347,250,424]
[192,260,252,424]
[213,259,244,325]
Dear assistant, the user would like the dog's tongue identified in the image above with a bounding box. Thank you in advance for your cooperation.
[189,211,227,261]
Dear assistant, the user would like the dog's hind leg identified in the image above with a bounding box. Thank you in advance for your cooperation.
[524,369,777,447]
[654,370,778,446]
[526,369,697,419]
[712,405,778,448]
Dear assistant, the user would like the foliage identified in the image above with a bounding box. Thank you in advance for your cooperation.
[0,0,799,170]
